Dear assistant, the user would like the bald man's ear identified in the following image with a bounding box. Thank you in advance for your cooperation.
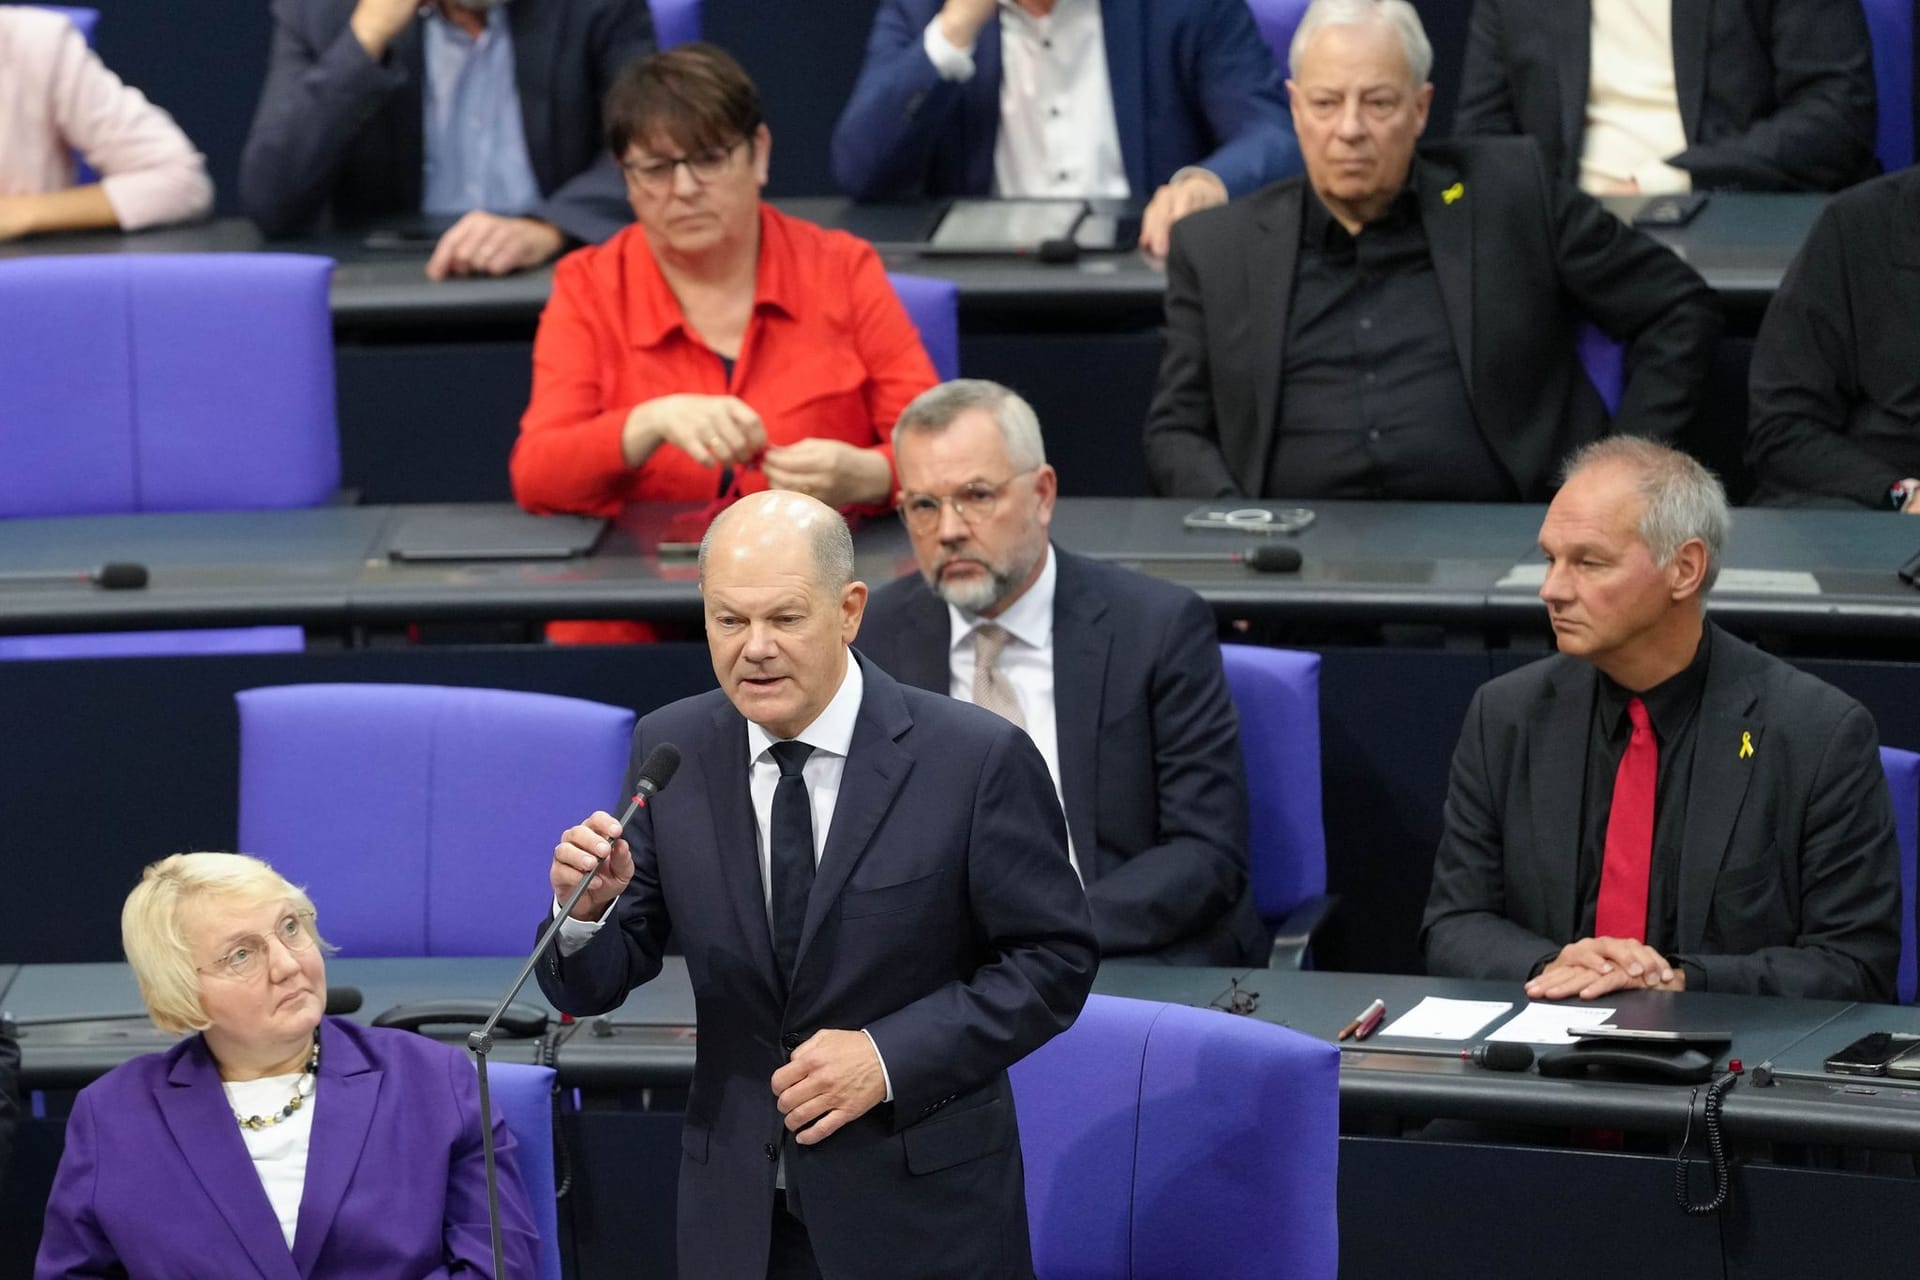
[841,580,869,643]
[1667,539,1709,600]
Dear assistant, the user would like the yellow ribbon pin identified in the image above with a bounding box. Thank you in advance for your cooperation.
[1442,182,1465,205]
[1738,731,1754,759]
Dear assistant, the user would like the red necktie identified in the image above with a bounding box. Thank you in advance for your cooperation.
[1596,697,1657,940]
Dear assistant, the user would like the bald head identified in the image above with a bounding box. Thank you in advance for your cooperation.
[699,491,856,592]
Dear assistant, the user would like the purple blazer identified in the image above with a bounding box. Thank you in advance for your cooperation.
[34,1016,537,1280]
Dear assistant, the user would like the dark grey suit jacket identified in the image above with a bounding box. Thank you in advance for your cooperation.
[857,548,1266,966]
[239,0,653,241]
[1453,0,1879,192]
[1421,624,1901,1001]
[1144,138,1720,502]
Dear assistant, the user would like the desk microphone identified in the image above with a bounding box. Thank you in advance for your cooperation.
[1113,545,1303,573]
[0,562,148,589]
[1340,1042,1535,1072]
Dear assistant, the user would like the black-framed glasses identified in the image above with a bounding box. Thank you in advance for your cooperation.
[1208,977,1260,1016]
[197,910,318,982]
[897,468,1038,533]
[621,138,748,192]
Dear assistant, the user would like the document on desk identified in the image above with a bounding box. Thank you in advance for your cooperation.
[1374,997,1513,1040]
[1484,1003,1616,1045]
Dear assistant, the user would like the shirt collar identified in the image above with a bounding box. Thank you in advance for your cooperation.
[947,543,1056,653]
[423,2,508,42]
[627,201,798,350]
[1597,626,1713,742]
[1300,161,1424,249]
[745,648,864,765]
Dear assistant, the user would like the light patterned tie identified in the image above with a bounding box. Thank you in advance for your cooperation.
[971,624,1025,729]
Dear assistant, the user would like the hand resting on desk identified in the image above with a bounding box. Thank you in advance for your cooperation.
[1526,936,1686,1001]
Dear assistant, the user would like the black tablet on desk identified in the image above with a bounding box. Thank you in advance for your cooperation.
[386,511,607,562]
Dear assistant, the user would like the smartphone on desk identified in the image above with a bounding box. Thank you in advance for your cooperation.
[1824,1031,1906,1076]
[1631,192,1708,229]
[1572,1025,1732,1046]
[1883,1041,1920,1080]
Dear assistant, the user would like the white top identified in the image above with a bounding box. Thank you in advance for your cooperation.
[923,0,1130,198]
[0,8,213,229]
[1579,0,1693,195]
[223,1071,316,1251]
[943,545,1077,875]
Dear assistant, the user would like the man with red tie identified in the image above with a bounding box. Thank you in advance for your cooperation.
[1420,437,1901,1002]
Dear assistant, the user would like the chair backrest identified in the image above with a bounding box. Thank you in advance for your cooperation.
[1243,0,1311,72]
[886,272,961,381]
[649,0,699,47]
[0,627,303,661]
[483,1062,562,1280]
[236,683,635,956]
[0,254,339,518]
[1219,645,1326,925]
[1011,994,1339,1280]
[1880,745,1919,1003]
[1861,0,1915,171]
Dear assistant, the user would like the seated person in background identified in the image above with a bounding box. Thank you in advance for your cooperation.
[1421,438,1900,1002]
[831,0,1301,256]
[35,852,537,1279]
[1143,0,1720,503]
[0,7,213,241]
[860,380,1267,965]
[239,0,653,279]
[512,44,939,645]
[1453,0,1878,196]
[1747,165,1920,512]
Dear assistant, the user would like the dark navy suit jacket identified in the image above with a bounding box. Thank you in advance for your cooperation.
[830,0,1299,200]
[536,654,1096,1280]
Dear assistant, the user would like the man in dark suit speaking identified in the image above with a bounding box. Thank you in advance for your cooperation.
[859,379,1265,966]
[1421,438,1900,1002]
[540,491,1096,1279]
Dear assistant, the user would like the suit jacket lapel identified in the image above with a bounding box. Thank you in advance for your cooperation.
[700,704,784,1000]
[509,0,558,192]
[1528,662,1592,943]
[1050,553,1107,866]
[1246,186,1301,489]
[1550,1,1593,169]
[1668,0,1711,144]
[1101,0,1148,195]
[1675,638,1762,951]
[155,1041,303,1280]
[1416,156,1475,400]
[290,1021,381,1277]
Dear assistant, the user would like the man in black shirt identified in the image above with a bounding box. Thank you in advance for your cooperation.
[1421,437,1900,1001]
[1143,0,1719,502]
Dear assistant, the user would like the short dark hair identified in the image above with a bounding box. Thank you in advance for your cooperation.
[605,43,763,160]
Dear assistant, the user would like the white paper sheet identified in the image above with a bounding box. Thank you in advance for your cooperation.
[1484,1002,1617,1045]
[1372,997,1513,1041]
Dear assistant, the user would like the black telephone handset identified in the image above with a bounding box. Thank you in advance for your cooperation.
[1536,1041,1715,1083]
[371,999,550,1038]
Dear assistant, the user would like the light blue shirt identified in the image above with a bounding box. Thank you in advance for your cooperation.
[421,4,541,217]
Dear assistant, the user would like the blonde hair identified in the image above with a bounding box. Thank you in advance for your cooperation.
[121,852,329,1035]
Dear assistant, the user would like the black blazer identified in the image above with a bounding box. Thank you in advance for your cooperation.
[239,0,653,242]
[1420,625,1901,1001]
[1748,166,1920,507]
[1144,137,1720,501]
[1453,0,1879,193]
[858,549,1266,966]
[536,656,1096,1280]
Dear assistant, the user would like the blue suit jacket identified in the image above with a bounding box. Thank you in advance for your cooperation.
[858,548,1265,966]
[536,655,1096,1280]
[831,0,1299,200]
[35,1018,537,1280]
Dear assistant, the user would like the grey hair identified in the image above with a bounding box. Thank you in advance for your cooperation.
[697,497,856,591]
[890,379,1048,472]
[1561,437,1729,592]
[1288,0,1433,85]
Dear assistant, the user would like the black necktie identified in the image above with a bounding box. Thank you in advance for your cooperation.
[768,740,816,984]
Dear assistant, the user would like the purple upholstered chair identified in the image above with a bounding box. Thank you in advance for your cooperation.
[1243,0,1310,70]
[486,1062,562,1280]
[1880,746,1919,1003]
[236,683,635,957]
[0,627,303,660]
[1011,994,1339,1280]
[1861,0,1914,171]
[0,254,339,519]
[1219,645,1334,967]
[886,272,961,381]
[649,0,699,47]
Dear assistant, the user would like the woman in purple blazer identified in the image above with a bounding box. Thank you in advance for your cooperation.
[34,852,538,1280]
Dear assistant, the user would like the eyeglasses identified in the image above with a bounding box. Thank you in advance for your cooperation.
[897,469,1038,533]
[621,138,748,193]
[198,911,318,982]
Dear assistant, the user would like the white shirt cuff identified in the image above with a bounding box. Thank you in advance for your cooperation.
[1633,158,1694,196]
[861,1029,896,1103]
[551,895,617,957]
[922,17,976,81]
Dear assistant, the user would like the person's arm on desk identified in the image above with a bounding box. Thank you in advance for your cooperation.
[1142,215,1244,498]
[1526,937,1683,1001]
[425,213,565,281]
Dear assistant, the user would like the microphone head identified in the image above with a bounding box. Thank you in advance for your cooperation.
[1244,544,1303,574]
[94,562,149,590]
[324,986,364,1016]
[633,742,683,798]
[1473,1042,1535,1072]
[1035,237,1080,264]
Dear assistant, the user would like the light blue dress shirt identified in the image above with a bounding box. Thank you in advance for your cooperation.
[421,4,542,217]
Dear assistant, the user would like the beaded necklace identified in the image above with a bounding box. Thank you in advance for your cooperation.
[233,1033,320,1131]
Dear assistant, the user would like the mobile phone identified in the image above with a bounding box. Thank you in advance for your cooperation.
[1181,506,1316,536]
[1884,1041,1920,1080]
[1571,1025,1732,1045]
[1631,192,1708,229]
[1824,1031,1905,1076]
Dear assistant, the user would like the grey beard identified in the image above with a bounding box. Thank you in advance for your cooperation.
[932,565,1018,614]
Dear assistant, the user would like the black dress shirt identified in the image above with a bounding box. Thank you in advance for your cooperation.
[1571,628,1713,959]
[1268,176,1513,501]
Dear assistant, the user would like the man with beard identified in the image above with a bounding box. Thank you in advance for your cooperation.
[859,380,1266,966]
[240,0,652,279]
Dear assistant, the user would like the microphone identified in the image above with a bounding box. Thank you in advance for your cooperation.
[0,562,148,589]
[324,986,363,1016]
[1340,1041,1536,1073]
[468,740,682,1280]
